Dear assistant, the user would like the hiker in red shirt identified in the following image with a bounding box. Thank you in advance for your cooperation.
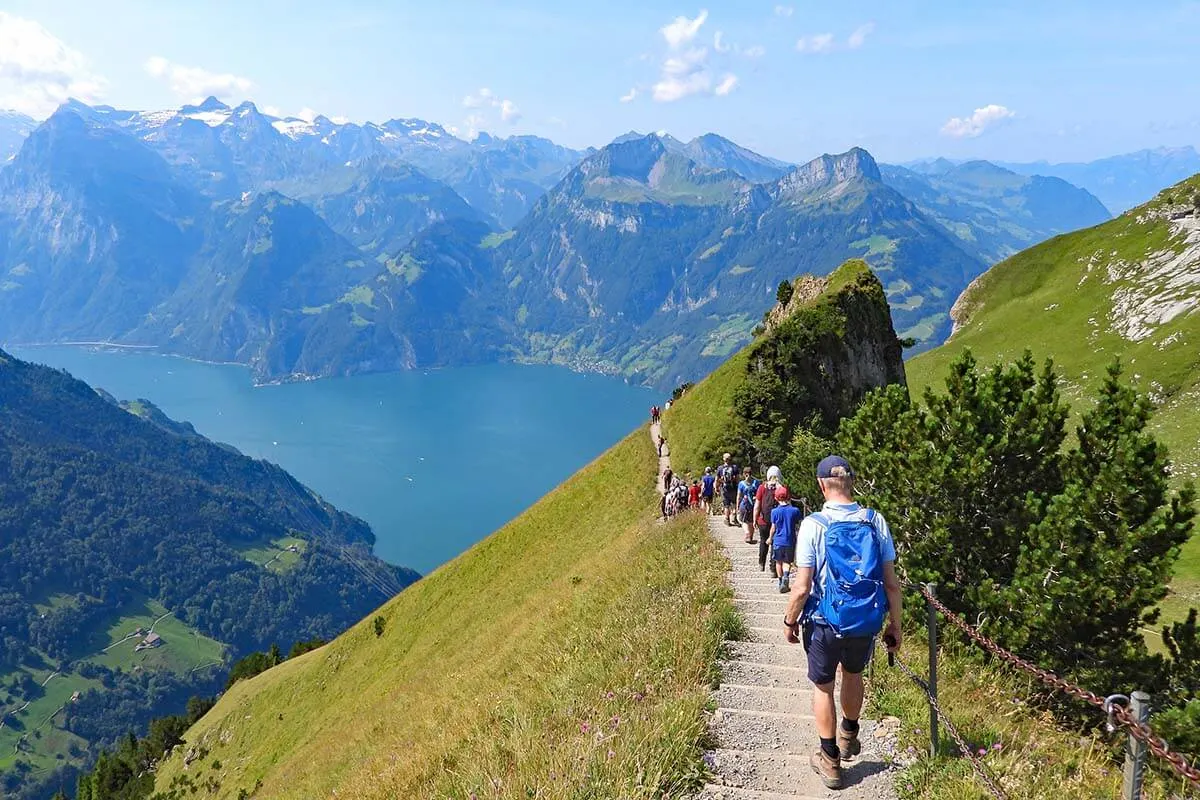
[689,479,701,508]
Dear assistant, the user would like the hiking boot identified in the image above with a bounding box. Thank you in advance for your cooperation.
[780,577,790,594]
[837,726,861,760]
[810,749,843,789]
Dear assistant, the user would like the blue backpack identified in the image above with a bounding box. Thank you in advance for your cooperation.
[805,510,888,638]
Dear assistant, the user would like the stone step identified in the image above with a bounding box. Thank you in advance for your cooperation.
[726,640,804,668]
[745,625,786,644]
[720,659,808,689]
[715,683,810,714]
[734,598,791,614]
[698,780,827,800]
[709,706,813,752]
[703,748,828,796]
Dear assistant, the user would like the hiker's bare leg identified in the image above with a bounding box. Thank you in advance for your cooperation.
[813,680,837,738]
[840,670,864,723]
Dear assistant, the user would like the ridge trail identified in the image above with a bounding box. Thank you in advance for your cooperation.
[651,423,897,799]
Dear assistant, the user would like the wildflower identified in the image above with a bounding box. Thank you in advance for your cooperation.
[610,715,620,728]
[607,749,615,760]
[992,742,1003,751]
[605,691,614,700]
[977,747,987,757]
[580,722,590,734]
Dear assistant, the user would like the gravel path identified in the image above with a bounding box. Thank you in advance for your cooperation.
[651,424,898,799]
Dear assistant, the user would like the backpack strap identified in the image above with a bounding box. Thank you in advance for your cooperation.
[808,512,830,529]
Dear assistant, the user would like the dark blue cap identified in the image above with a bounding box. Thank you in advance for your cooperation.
[816,455,854,479]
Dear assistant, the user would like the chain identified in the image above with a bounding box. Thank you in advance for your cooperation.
[913,584,1200,788]
[892,652,1009,800]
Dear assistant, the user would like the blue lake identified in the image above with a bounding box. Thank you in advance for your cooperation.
[10,347,655,574]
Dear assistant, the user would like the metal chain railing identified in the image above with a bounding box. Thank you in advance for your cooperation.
[891,650,1009,799]
[915,583,1200,790]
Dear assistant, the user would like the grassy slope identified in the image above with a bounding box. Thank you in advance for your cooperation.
[154,431,737,799]
[906,176,1200,624]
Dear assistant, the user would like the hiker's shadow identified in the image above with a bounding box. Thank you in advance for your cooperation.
[841,756,892,787]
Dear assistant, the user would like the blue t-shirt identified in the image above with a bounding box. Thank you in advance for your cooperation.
[737,479,757,505]
[797,502,896,623]
[771,504,802,548]
[701,474,715,495]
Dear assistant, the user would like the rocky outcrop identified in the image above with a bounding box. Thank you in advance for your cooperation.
[734,258,906,461]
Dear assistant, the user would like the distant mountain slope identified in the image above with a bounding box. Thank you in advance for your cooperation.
[0,347,416,796]
[310,161,487,257]
[612,130,792,182]
[998,146,1200,214]
[0,110,36,163]
[880,159,1111,263]
[497,136,981,385]
[0,110,207,341]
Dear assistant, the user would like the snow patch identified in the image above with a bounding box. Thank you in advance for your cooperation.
[184,110,232,127]
[271,118,316,138]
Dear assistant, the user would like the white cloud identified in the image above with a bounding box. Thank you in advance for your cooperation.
[742,44,766,58]
[714,74,739,96]
[462,87,520,126]
[462,87,494,108]
[499,98,521,123]
[296,107,318,122]
[144,56,252,102]
[262,105,282,117]
[774,5,794,17]
[620,87,638,103]
[0,12,105,117]
[713,31,730,53]
[654,45,712,102]
[330,115,350,125]
[940,104,1016,138]
[795,33,836,53]
[847,21,875,49]
[660,10,708,49]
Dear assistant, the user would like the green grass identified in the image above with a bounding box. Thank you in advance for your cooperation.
[338,285,376,308]
[870,637,1189,799]
[82,597,225,674]
[153,430,737,799]
[0,664,100,778]
[480,230,516,249]
[661,347,749,476]
[237,535,307,574]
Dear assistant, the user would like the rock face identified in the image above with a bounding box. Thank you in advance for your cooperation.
[734,259,906,461]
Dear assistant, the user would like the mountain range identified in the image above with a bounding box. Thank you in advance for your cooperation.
[995,146,1200,214]
[0,98,1120,389]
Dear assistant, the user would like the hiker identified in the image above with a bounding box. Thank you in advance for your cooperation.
[657,435,667,457]
[736,467,759,544]
[769,484,800,593]
[650,405,660,424]
[700,466,716,513]
[689,479,701,508]
[753,466,784,572]
[717,453,739,527]
[783,456,902,790]
[662,466,673,494]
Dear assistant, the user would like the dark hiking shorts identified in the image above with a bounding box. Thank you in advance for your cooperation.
[802,623,874,685]
[773,544,796,564]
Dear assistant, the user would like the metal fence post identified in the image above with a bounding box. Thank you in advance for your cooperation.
[926,583,939,757]
[1122,691,1150,800]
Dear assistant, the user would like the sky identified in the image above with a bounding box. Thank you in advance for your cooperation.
[1,0,1198,164]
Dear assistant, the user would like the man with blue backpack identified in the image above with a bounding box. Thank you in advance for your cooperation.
[783,455,903,790]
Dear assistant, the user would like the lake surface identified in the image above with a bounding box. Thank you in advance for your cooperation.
[10,347,655,574]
